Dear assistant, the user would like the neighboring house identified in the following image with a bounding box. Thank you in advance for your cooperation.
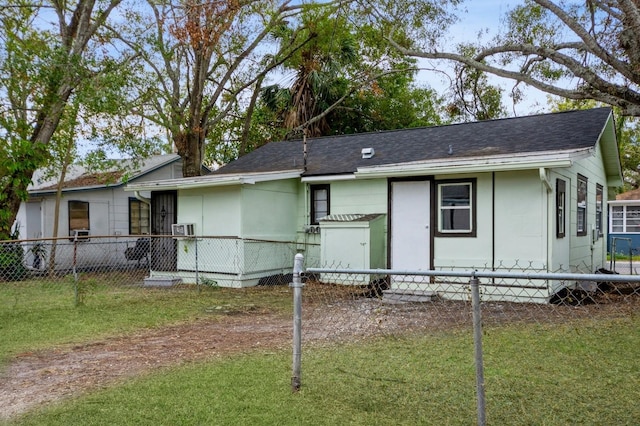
[126,108,622,302]
[14,154,186,269]
[608,188,640,256]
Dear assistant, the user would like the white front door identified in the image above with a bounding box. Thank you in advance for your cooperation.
[390,180,431,270]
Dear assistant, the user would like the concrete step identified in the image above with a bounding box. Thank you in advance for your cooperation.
[382,289,437,304]
[144,277,183,287]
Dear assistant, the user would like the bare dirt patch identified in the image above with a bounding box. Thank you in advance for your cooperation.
[1,294,637,420]
[0,313,292,420]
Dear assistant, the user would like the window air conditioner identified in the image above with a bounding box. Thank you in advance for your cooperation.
[171,223,195,237]
[70,229,90,242]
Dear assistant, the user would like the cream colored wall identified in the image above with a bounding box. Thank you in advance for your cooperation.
[494,170,547,269]
[294,178,388,267]
[566,141,610,272]
[240,179,298,240]
[434,173,493,269]
[179,186,241,236]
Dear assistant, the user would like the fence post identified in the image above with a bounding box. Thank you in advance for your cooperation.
[291,253,304,392]
[470,273,486,426]
[73,236,79,307]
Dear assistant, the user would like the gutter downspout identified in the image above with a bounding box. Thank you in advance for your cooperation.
[540,168,553,293]
[492,173,495,272]
[134,191,151,205]
[539,168,553,193]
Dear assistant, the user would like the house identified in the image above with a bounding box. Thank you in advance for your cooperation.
[125,108,622,302]
[14,154,187,270]
[608,188,640,256]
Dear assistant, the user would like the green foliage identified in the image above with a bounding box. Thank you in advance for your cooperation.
[550,97,640,190]
[232,10,446,156]
[0,241,26,281]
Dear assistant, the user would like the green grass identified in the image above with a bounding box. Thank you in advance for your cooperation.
[0,276,292,361]
[7,317,640,425]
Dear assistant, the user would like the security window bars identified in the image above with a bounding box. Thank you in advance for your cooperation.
[310,184,330,225]
[129,198,150,235]
[577,175,587,236]
[436,180,475,236]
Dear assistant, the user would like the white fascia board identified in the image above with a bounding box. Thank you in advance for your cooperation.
[608,199,640,205]
[125,170,302,192]
[354,149,590,178]
[301,174,356,183]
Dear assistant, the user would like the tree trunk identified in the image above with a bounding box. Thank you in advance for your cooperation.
[175,130,204,178]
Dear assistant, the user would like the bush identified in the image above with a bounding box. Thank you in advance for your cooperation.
[0,242,27,281]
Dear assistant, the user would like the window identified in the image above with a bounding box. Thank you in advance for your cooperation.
[577,175,588,236]
[68,200,89,236]
[596,184,603,237]
[556,179,566,238]
[611,205,640,233]
[129,198,150,235]
[436,180,475,236]
[310,184,330,225]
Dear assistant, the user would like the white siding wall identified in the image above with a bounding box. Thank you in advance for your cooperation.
[40,189,116,238]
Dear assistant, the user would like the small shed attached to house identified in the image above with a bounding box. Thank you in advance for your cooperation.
[126,108,623,302]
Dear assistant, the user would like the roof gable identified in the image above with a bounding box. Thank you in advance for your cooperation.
[30,154,181,194]
[215,108,617,177]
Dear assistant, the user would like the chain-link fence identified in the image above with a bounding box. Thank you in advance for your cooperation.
[293,256,640,424]
[0,235,316,306]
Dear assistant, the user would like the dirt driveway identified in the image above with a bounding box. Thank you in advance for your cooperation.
[1,296,636,420]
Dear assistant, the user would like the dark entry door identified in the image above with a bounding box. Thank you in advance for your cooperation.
[151,191,177,271]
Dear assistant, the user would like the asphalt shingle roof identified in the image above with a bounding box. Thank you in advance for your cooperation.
[215,108,613,177]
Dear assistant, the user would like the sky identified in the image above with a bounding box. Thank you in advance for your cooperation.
[414,0,553,117]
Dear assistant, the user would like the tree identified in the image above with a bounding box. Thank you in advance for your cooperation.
[126,0,332,176]
[383,0,640,117]
[550,96,640,190]
[255,10,445,143]
[0,0,128,239]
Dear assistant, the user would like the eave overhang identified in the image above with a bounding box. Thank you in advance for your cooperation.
[124,170,303,192]
[353,148,592,179]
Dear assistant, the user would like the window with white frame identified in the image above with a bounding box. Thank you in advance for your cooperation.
[610,205,640,233]
[577,175,588,236]
[436,180,475,236]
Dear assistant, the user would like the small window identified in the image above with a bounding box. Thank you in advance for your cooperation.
[556,179,566,238]
[69,201,89,234]
[577,175,587,236]
[627,206,640,232]
[129,198,150,235]
[611,205,624,232]
[436,180,475,236]
[596,184,603,237]
[310,184,330,225]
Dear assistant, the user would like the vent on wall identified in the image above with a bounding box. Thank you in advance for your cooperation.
[361,147,375,159]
